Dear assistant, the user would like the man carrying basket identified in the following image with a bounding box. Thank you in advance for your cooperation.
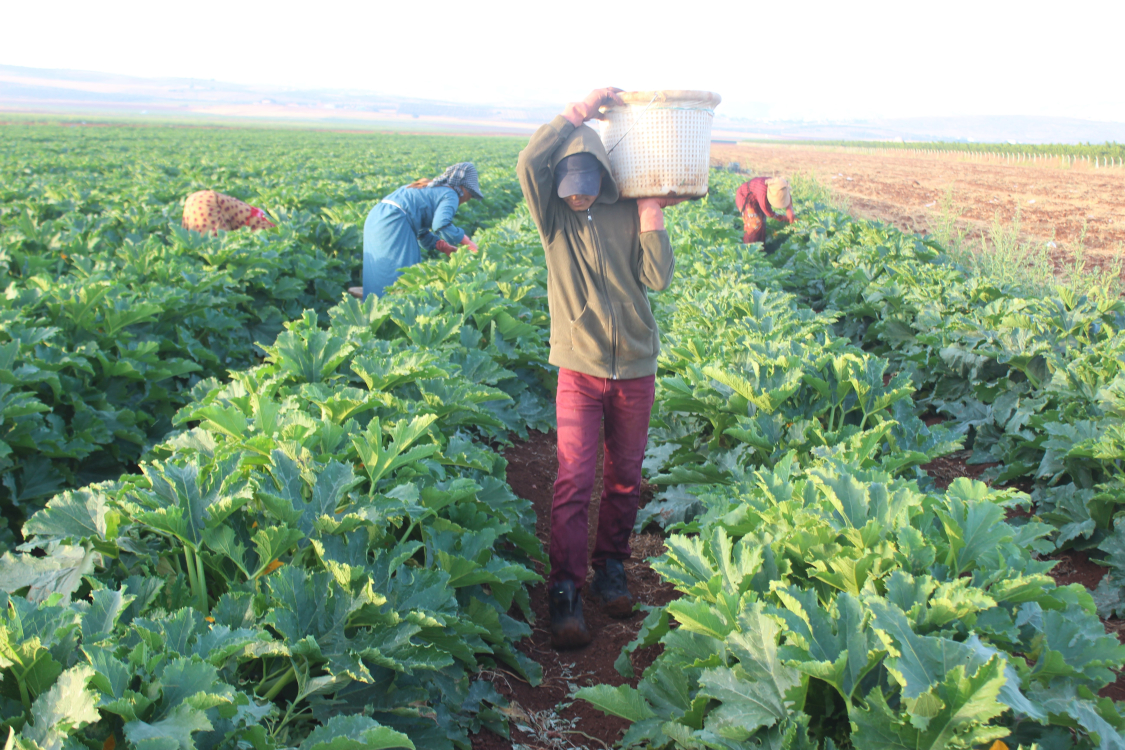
[517,87,681,649]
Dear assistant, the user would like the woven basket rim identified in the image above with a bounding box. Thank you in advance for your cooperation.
[607,90,722,108]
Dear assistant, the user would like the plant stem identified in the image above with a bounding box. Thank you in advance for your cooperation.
[258,657,271,692]
[184,547,201,606]
[271,698,312,741]
[256,663,293,696]
[263,665,296,701]
[14,647,54,711]
[17,671,31,711]
[399,518,418,546]
[194,548,209,611]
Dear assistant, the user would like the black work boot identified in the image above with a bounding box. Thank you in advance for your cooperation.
[590,559,633,618]
[548,580,591,649]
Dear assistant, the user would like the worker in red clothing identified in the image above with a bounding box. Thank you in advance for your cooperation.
[517,87,680,649]
[735,176,795,244]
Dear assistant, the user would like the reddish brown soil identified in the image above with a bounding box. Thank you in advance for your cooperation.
[1050,549,1107,591]
[473,430,677,749]
[711,143,1125,275]
[921,450,997,490]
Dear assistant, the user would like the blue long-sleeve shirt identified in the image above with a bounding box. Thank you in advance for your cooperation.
[362,184,469,297]
[377,185,466,250]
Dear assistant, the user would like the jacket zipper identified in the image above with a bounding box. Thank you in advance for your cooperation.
[588,207,618,379]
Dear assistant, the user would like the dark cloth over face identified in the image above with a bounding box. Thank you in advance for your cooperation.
[555,153,603,198]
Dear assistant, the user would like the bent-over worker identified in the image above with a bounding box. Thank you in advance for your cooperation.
[735,176,795,245]
[352,162,482,299]
[517,87,682,650]
[182,190,276,234]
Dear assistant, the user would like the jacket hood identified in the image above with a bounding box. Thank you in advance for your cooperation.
[548,123,620,205]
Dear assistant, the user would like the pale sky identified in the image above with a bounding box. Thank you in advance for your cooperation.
[5,0,1122,123]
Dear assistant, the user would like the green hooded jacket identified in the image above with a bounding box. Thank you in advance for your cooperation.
[517,115,675,380]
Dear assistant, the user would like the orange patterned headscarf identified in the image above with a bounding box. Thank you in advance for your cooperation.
[765,178,791,211]
[182,190,276,234]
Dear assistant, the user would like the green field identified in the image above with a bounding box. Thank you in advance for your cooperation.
[4,123,1125,750]
[0,125,524,521]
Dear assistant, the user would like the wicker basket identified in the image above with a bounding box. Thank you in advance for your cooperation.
[597,90,721,199]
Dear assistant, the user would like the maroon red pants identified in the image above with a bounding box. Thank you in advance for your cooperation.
[742,208,766,244]
[549,368,656,588]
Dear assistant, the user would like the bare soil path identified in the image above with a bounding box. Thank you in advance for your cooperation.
[711,143,1125,273]
[474,431,676,750]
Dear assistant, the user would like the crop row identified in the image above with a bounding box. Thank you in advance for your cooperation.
[765,185,1125,620]
[0,126,525,528]
[0,204,561,749]
[571,173,1125,748]
[4,127,1124,749]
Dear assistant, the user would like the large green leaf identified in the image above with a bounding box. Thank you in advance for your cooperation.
[299,714,414,750]
[125,703,213,750]
[20,664,100,750]
[128,456,253,549]
[1031,608,1125,687]
[1027,684,1125,749]
[351,415,439,491]
[774,587,884,701]
[78,587,133,641]
[350,345,447,392]
[266,310,355,383]
[0,545,99,603]
[697,607,801,741]
[150,657,235,714]
[866,598,1040,719]
[932,484,1013,576]
[20,488,110,547]
[574,684,656,722]
[850,656,1010,750]
[260,453,363,538]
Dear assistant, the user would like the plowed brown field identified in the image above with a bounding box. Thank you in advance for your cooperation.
[710,143,1125,274]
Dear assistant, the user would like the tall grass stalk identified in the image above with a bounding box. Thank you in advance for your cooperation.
[927,191,1122,301]
[932,188,966,252]
[790,171,850,213]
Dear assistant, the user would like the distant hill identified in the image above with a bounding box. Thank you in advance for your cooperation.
[723,115,1125,145]
[0,64,553,134]
[2,64,1122,144]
